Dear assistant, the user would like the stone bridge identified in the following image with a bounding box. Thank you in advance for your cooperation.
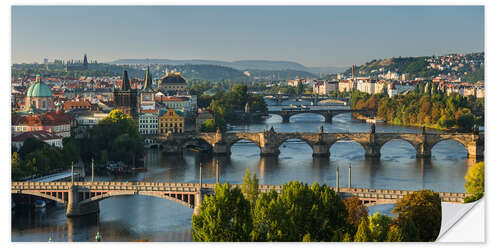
[11,181,467,217]
[157,126,484,159]
[266,109,375,123]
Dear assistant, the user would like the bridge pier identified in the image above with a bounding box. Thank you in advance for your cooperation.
[161,142,184,155]
[312,144,330,157]
[260,145,280,157]
[466,140,484,159]
[364,145,381,158]
[212,143,231,156]
[324,114,333,123]
[416,143,431,158]
[193,191,202,216]
[66,186,99,217]
[281,115,290,123]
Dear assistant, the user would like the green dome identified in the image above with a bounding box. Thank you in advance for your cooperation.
[27,75,53,97]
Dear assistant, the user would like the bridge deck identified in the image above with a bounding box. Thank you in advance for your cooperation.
[12,181,466,203]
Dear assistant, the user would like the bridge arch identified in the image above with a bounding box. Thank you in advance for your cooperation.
[288,112,328,122]
[379,138,418,158]
[430,139,468,159]
[13,191,67,204]
[277,137,314,154]
[79,191,194,208]
[329,137,366,159]
[228,138,262,155]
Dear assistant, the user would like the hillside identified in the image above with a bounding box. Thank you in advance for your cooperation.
[343,52,484,80]
[110,58,311,72]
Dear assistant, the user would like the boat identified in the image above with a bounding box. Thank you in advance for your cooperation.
[34,199,46,208]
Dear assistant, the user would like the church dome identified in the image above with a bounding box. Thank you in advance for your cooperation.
[159,72,186,85]
[27,75,53,97]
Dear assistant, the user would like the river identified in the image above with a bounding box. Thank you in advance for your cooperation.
[11,102,477,242]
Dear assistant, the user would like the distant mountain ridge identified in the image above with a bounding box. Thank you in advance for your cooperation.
[109,58,346,74]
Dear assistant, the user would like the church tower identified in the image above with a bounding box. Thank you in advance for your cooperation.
[83,54,88,70]
[113,70,138,118]
[140,66,156,110]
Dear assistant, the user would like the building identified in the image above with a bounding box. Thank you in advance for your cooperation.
[113,70,138,118]
[12,111,73,138]
[138,110,159,135]
[356,79,376,94]
[65,54,89,71]
[63,100,92,111]
[140,66,156,110]
[195,108,214,132]
[156,96,197,115]
[313,81,338,95]
[73,112,108,136]
[158,109,185,134]
[158,70,187,94]
[12,131,63,150]
[25,74,55,112]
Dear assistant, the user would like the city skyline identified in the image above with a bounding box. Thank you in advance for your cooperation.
[12,6,484,67]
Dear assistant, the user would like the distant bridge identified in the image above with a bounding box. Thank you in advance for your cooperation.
[11,181,467,217]
[263,94,349,106]
[266,108,375,123]
[147,127,483,159]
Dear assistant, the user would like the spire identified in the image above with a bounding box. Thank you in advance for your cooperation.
[121,70,130,90]
[143,66,153,91]
[83,54,88,68]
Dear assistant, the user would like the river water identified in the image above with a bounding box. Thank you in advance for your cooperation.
[11,102,477,242]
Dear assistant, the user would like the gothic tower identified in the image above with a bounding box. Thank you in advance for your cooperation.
[113,70,138,118]
[140,66,156,110]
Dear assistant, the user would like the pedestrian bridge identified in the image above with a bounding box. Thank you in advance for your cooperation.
[12,181,467,217]
[156,126,484,159]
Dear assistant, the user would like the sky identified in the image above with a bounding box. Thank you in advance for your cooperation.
[11,6,484,67]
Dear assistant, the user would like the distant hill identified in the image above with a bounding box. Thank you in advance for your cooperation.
[308,66,349,75]
[110,58,308,71]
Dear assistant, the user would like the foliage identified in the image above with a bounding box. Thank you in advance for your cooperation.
[192,183,253,242]
[354,217,372,242]
[251,181,348,241]
[80,109,143,166]
[368,212,392,242]
[387,216,420,242]
[241,169,259,207]
[343,196,368,235]
[200,119,217,132]
[350,87,484,131]
[464,161,484,202]
[12,138,76,180]
[392,190,441,241]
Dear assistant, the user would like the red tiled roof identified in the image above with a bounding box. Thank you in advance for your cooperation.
[155,96,189,102]
[12,130,62,142]
[12,111,73,126]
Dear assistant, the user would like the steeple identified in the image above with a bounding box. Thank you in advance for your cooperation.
[142,66,153,91]
[121,70,130,90]
[83,54,88,69]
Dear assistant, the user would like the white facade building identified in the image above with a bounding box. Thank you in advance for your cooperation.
[138,111,159,135]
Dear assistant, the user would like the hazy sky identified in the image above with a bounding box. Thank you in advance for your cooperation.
[11,6,484,67]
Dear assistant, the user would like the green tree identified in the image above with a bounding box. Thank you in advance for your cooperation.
[464,161,484,202]
[369,212,392,242]
[192,183,253,242]
[200,119,217,132]
[354,217,372,242]
[392,190,441,241]
[241,169,259,206]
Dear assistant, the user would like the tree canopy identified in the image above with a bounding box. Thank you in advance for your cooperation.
[464,161,484,202]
